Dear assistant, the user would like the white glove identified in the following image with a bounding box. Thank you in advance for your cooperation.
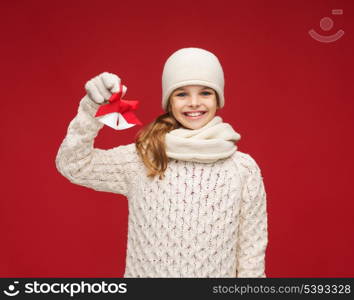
[84,72,127,105]
[84,72,135,130]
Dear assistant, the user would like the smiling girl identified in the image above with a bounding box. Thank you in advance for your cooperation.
[169,85,218,129]
[55,47,269,278]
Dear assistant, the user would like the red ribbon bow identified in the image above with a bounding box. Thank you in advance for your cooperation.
[95,82,142,127]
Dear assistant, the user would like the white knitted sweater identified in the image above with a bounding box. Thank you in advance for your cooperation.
[55,95,268,278]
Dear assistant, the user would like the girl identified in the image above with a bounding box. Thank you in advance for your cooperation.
[55,47,268,278]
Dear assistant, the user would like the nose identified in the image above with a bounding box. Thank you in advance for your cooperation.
[189,94,201,107]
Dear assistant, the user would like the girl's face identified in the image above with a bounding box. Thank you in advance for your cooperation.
[168,85,220,130]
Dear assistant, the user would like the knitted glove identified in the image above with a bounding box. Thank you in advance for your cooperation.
[84,72,127,105]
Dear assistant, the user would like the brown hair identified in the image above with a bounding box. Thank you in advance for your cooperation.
[134,98,180,180]
[135,91,219,180]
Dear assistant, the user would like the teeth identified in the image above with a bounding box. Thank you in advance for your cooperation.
[185,112,204,117]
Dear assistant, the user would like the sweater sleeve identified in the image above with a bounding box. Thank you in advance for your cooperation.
[55,94,138,197]
[235,153,268,278]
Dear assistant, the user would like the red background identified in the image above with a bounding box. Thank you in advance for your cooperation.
[1,0,353,277]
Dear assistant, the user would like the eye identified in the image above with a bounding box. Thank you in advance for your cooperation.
[201,91,211,95]
[176,92,186,97]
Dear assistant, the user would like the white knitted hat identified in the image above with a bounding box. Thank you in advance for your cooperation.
[161,47,225,112]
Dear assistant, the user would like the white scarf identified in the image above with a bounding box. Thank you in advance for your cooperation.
[165,116,241,163]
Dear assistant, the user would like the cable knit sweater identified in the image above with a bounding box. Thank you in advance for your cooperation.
[55,95,268,278]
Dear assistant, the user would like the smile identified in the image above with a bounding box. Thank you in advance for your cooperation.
[183,111,207,119]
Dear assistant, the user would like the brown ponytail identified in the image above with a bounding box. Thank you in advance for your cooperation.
[134,100,181,180]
